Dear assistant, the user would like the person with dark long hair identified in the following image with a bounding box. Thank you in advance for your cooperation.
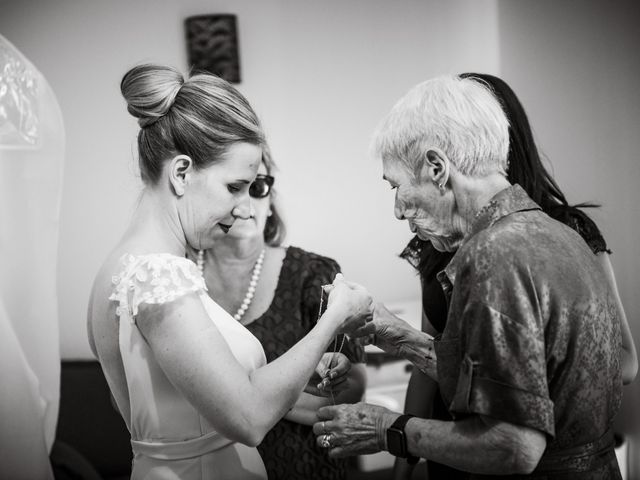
[392,73,637,480]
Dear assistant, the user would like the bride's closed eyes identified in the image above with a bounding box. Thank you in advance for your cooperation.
[226,181,250,194]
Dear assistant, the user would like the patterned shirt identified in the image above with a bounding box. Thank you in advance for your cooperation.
[434,185,622,479]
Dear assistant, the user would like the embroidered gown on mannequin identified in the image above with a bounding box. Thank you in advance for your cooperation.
[109,253,267,480]
[0,34,64,480]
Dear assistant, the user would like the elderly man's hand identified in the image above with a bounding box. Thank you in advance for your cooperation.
[324,274,374,334]
[312,402,400,458]
[348,303,438,379]
[349,303,407,353]
[371,302,408,356]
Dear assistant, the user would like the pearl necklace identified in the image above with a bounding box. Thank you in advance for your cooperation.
[197,248,266,322]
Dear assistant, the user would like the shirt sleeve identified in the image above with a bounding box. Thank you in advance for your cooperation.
[445,255,555,438]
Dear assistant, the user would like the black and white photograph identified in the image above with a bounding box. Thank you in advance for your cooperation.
[1,1,639,479]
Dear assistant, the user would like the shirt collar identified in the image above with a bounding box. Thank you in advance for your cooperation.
[466,184,541,240]
[442,184,541,286]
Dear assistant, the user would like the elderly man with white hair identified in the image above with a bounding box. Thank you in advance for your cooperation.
[314,75,622,479]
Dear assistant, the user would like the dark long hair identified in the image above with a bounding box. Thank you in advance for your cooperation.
[401,73,607,275]
[461,73,591,213]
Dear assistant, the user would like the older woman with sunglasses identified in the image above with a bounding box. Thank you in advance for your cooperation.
[196,149,367,480]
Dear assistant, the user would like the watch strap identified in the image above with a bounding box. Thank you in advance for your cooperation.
[390,413,415,431]
[387,414,419,464]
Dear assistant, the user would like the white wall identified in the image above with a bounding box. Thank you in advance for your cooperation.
[0,0,500,359]
[497,0,640,475]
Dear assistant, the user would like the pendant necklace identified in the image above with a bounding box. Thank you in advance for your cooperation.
[197,248,266,323]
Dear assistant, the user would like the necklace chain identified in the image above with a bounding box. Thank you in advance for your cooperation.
[198,254,343,403]
[318,289,345,405]
[197,248,266,322]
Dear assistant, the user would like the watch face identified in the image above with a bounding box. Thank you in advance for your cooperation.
[386,428,406,457]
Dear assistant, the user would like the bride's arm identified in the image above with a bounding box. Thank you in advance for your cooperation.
[136,282,369,446]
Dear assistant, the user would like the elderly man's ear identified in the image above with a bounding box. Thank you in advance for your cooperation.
[417,148,450,191]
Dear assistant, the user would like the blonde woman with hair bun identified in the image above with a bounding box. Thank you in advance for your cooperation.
[87,64,372,480]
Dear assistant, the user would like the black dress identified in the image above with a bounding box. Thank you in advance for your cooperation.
[245,246,365,480]
[400,208,610,479]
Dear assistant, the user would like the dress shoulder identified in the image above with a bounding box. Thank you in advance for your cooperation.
[108,253,206,319]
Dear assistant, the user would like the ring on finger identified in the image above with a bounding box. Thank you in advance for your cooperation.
[321,434,332,449]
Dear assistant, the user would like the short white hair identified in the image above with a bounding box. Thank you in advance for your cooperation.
[371,75,509,177]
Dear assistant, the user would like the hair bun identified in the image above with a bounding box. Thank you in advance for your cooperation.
[121,64,184,128]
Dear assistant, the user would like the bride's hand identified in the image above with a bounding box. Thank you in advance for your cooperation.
[324,274,373,334]
[305,352,351,397]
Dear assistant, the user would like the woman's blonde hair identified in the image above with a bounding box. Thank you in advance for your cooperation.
[121,63,265,185]
[259,145,286,246]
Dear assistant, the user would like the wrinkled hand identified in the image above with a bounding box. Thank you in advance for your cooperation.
[348,302,405,354]
[351,303,438,379]
[421,336,437,380]
[323,274,373,334]
[305,352,351,397]
[312,402,399,458]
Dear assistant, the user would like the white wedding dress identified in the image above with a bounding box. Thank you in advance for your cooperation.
[0,34,64,480]
[109,253,268,480]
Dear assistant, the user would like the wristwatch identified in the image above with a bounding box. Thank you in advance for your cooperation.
[386,414,419,465]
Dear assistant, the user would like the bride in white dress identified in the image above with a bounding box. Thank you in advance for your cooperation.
[87,64,372,480]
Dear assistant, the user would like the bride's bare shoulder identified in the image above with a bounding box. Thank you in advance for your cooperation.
[91,250,129,300]
[87,250,129,359]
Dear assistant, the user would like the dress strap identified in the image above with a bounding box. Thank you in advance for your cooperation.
[131,431,234,460]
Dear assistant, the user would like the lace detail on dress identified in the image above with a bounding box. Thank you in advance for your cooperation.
[0,37,40,147]
[109,253,206,320]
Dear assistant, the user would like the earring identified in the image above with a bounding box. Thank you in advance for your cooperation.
[438,183,445,191]
[268,209,273,217]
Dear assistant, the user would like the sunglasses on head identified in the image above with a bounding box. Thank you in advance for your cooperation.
[249,174,274,199]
